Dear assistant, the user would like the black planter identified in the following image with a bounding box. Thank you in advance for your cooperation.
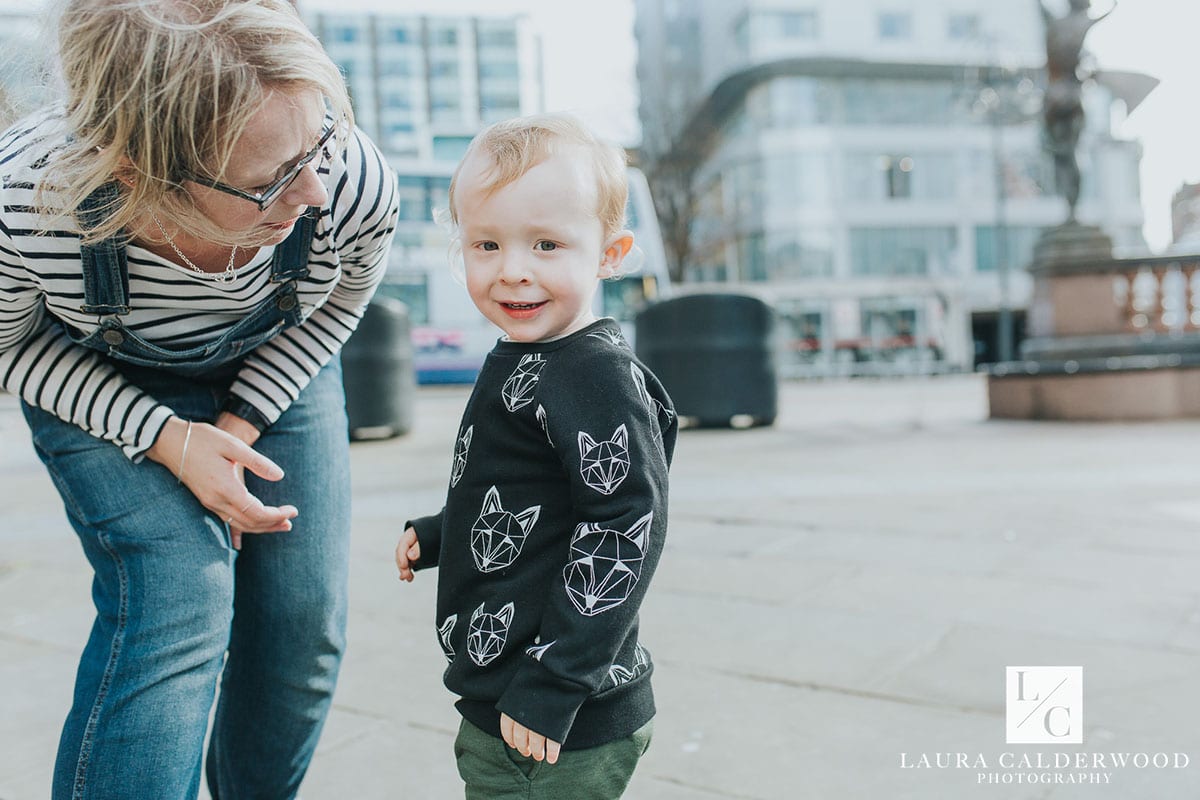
[635,294,777,428]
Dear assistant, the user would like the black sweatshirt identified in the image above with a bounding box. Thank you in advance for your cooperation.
[407,318,677,749]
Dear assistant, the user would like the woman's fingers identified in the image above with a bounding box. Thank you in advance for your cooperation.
[223,437,285,482]
[224,495,297,534]
[174,423,296,536]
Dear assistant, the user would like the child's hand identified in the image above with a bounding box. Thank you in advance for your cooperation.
[500,712,561,765]
[395,526,421,581]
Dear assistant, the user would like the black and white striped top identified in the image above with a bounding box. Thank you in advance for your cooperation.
[0,109,399,460]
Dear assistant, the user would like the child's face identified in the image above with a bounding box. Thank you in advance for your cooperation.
[455,149,630,343]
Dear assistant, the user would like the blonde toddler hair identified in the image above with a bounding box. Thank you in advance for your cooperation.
[447,113,629,240]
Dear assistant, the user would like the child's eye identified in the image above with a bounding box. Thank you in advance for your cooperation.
[480,241,499,251]
[535,241,558,252]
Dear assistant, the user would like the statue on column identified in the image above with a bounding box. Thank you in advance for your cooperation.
[1040,0,1114,221]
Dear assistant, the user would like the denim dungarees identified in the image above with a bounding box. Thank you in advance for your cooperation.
[30,185,353,799]
[66,182,315,376]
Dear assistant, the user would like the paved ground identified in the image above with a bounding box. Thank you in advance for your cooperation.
[3,374,1200,799]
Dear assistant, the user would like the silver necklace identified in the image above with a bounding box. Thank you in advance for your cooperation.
[150,213,238,284]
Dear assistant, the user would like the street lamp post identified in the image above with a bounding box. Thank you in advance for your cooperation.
[974,54,1040,365]
[983,78,1015,364]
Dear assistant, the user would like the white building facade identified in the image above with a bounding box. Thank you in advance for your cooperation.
[635,0,1148,374]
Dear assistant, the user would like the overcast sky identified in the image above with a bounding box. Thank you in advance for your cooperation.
[1086,0,1195,251]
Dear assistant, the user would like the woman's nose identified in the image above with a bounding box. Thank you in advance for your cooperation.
[279,162,328,210]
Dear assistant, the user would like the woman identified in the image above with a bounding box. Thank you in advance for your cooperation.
[0,1,398,797]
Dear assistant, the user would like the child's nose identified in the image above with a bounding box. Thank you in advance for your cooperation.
[498,253,532,283]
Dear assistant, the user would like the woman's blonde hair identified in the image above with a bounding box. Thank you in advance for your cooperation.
[447,113,629,239]
[42,0,353,245]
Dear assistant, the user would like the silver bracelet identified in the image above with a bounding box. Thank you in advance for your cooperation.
[178,420,193,484]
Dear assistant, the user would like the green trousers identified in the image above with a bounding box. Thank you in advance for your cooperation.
[453,718,653,800]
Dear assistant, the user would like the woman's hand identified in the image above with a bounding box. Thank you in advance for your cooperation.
[147,416,297,547]
[215,412,268,549]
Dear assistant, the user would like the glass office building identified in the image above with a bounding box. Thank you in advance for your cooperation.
[636,0,1150,374]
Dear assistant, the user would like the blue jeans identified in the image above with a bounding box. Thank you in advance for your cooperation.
[23,359,351,800]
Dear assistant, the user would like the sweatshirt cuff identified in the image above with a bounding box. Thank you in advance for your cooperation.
[496,660,592,746]
[405,514,443,570]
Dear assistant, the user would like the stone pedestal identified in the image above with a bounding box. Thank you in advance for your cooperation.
[987,223,1200,420]
[1026,223,1117,339]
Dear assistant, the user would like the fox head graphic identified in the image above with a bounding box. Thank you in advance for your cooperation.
[578,424,630,495]
[502,354,546,412]
[563,512,653,616]
[467,602,514,667]
[471,486,540,572]
[450,426,473,488]
[438,614,457,662]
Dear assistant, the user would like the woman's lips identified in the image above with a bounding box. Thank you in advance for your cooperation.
[264,217,299,231]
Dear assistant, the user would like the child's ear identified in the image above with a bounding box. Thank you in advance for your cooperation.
[599,231,634,278]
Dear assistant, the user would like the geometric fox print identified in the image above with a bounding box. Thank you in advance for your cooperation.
[470,486,540,572]
[578,424,630,495]
[525,638,555,662]
[450,425,473,488]
[536,404,554,447]
[563,512,653,616]
[438,614,457,662]
[468,601,514,667]
[502,353,546,412]
[587,327,628,348]
[629,362,673,452]
[603,642,651,690]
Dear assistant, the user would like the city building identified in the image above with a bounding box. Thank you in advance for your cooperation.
[0,7,53,128]
[1169,182,1200,253]
[304,9,547,378]
[634,0,1151,375]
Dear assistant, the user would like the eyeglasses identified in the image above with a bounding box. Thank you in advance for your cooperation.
[180,124,337,211]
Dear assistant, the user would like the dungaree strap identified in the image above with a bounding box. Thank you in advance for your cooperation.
[77,182,131,316]
[270,208,317,283]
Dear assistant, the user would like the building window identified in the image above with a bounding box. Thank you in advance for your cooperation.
[861,306,918,343]
[433,135,473,162]
[328,25,360,44]
[776,302,825,364]
[395,176,451,223]
[479,61,519,79]
[386,26,413,44]
[477,27,517,48]
[761,153,830,206]
[766,77,833,126]
[396,176,428,222]
[382,91,412,109]
[778,11,818,38]
[481,97,521,124]
[841,79,961,125]
[377,272,430,325]
[430,61,459,78]
[432,27,459,46]
[381,59,414,78]
[737,230,833,282]
[947,13,979,40]
[850,227,958,276]
[845,152,956,202]
[974,226,1049,272]
[878,12,912,40]
[884,155,913,199]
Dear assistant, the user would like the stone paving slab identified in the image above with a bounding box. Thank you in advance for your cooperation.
[3,375,1200,799]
